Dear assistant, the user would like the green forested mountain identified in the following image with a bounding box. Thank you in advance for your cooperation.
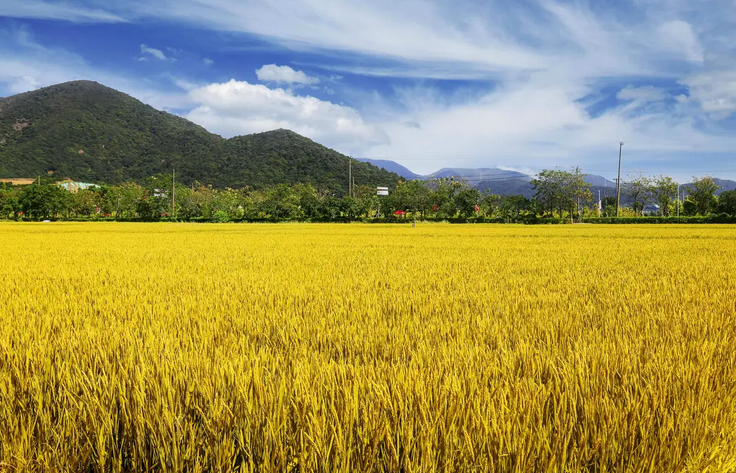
[0,81,398,190]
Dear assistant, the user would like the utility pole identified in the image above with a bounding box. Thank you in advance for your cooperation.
[677,184,680,220]
[615,142,624,217]
[598,190,601,217]
[348,157,353,198]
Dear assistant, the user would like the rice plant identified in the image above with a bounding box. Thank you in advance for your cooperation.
[0,223,735,472]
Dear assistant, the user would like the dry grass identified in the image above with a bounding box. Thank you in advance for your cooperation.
[1,223,735,472]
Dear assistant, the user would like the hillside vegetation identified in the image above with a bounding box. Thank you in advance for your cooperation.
[0,81,398,190]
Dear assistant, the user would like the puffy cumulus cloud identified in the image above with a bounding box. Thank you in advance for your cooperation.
[185,79,389,151]
[255,64,319,85]
[616,86,666,103]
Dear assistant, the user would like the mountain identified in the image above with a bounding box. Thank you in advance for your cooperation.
[713,178,736,193]
[681,178,736,196]
[356,158,420,179]
[585,175,616,187]
[0,81,398,191]
[475,178,535,198]
[356,159,617,192]
[424,167,530,185]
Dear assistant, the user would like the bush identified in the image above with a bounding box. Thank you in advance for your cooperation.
[212,210,231,223]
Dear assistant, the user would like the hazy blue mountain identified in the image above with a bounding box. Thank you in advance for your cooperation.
[356,158,420,179]
[713,178,736,193]
[682,178,736,195]
[585,175,616,187]
[424,167,530,182]
[475,178,535,198]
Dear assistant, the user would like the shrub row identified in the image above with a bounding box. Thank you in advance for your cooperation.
[583,214,736,224]
[7,214,736,224]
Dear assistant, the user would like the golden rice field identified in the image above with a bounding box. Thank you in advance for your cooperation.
[1,223,736,472]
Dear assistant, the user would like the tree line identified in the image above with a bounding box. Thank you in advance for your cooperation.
[1,170,734,222]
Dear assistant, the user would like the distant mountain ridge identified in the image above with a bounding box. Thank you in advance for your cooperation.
[359,158,617,195]
[356,158,420,179]
[0,81,399,191]
[682,178,736,195]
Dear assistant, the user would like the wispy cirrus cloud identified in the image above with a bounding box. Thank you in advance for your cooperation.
[139,44,169,61]
[3,0,736,179]
[0,0,125,22]
[255,64,319,85]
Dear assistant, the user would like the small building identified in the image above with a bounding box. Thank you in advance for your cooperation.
[56,178,97,193]
[0,178,36,186]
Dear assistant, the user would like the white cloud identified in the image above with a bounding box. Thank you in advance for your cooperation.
[6,75,43,94]
[681,70,736,116]
[255,64,319,85]
[88,0,547,73]
[360,74,736,176]
[139,44,168,61]
[656,20,703,63]
[4,0,736,180]
[184,79,388,151]
[0,0,124,22]
[204,58,214,66]
[616,86,666,103]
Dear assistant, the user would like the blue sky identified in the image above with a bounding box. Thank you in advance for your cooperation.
[1,0,736,181]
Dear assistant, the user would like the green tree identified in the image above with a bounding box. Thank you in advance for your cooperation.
[19,184,70,219]
[683,198,698,216]
[0,184,20,219]
[319,195,343,219]
[652,176,678,216]
[353,185,378,219]
[689,176,719,215]
[567,167,592,222]
[454,188,482,218]
[426,177,464,218]
[292,183,321,219]
[499,195,531,222]
[176,184,216,219]
[479,192,502,217]
[624,174,652,215]
[262,184,301,220]
[389,180,429,218]
[102,182,144,219]
[601,196,617,217]
[532,167,591,220]
[717,190,736,215]
[69,188,102,217]
[241,189,266,219]
[213,188,243,220]
[341,196,369,219]
[532,169,564,217]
